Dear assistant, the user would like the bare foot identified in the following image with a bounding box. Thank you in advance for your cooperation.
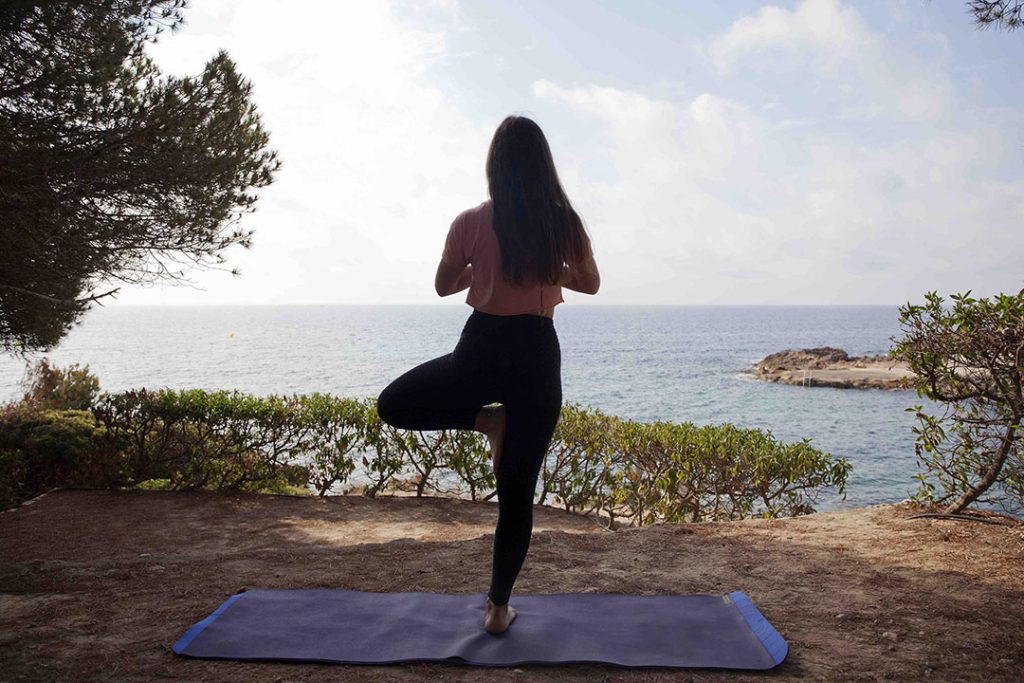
[484,596,517,634]
[475,404,506,475]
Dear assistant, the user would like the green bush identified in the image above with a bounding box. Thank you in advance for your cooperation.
[293,393,363,495]
[0,371,851,523]
[441,429,494,501]
[358,401,408,497]
[0,447,26,510]
[19,358,101,410]
[91,388,307,493]
[608,420,850,525]
[542,405,850,528]
[136,478,173,491]
[541,403,620,515]
[0,404,105,506]
[892,288,1024,514]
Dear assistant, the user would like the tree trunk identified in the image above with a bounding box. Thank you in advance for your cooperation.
[945,417,1021,513]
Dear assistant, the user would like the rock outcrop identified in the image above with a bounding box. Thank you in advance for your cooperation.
[753,347,914,390]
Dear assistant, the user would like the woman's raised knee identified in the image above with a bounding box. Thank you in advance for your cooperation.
[375,384,400,426]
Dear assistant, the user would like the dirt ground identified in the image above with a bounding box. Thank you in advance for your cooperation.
[1,489,1022,682]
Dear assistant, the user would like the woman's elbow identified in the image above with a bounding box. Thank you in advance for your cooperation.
[434,274,453,297]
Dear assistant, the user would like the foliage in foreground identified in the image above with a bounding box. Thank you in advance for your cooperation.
[891,288,1024,515]
[0,361,850,528]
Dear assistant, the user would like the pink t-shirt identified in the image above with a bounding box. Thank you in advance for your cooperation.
[441,199,564,316]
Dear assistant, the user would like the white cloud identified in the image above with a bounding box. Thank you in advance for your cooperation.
[120,0,493,305]
[709,0,951,123]
[709,0,870,72]
[532,72,1024,304]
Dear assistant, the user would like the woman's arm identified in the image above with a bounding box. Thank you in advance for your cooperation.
[435,260,472,297]
[560,252,600,295]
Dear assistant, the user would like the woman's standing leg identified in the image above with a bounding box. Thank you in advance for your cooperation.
[486,400,561,607]
[487,319,562,608]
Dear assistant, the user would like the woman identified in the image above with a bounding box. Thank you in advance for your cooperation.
[376,115,601,635]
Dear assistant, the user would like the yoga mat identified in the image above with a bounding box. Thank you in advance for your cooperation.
[173,588,787,669]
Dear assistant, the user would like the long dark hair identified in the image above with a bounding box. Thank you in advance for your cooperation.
[486,115,590,286]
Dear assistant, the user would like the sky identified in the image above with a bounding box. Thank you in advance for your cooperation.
[113,0,1024,306]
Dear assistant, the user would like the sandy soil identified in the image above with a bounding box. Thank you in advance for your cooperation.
[1,489,1022,682]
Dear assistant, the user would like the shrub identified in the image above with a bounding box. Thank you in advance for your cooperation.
[0,448,26,510]
[537,403,849,528]
[441,429,494,501]
[19,358,101,411]
[892,288,1024,514]
[90,388,306,493]
[600,420,850,528]
[540,403,621,515]
[0,403,105,508]
[292,393,364,496]
[358,402,411,497]
[1,380,851,523]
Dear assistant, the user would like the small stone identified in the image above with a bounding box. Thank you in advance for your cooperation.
[882,631,898,642]
[836,613,845,620]
[138,553,151,558]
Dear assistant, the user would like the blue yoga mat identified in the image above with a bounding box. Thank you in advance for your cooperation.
[173,588,787,669]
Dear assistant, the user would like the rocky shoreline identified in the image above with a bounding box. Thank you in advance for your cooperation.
[753,347,915,390]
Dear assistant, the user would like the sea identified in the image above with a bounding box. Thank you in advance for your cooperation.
[0,304,930,512]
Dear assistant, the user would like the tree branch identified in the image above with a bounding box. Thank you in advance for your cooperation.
[0,282,120,306]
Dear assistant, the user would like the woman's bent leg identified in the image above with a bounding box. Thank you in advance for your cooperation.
[487,401,561,607]
[376,353,485,431]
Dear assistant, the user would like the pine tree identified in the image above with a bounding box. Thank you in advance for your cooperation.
[968,0,1024,30]
[0,1,280,355]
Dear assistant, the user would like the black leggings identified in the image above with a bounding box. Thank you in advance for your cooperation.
[376,309,562,606]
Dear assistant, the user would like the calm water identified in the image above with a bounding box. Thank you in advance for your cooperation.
[0,304,927,511]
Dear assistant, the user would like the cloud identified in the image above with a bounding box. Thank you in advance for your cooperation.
[708,0,951,123]
[709,0,870,72]
[122,0,493,304]
[531,70,1024,304]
